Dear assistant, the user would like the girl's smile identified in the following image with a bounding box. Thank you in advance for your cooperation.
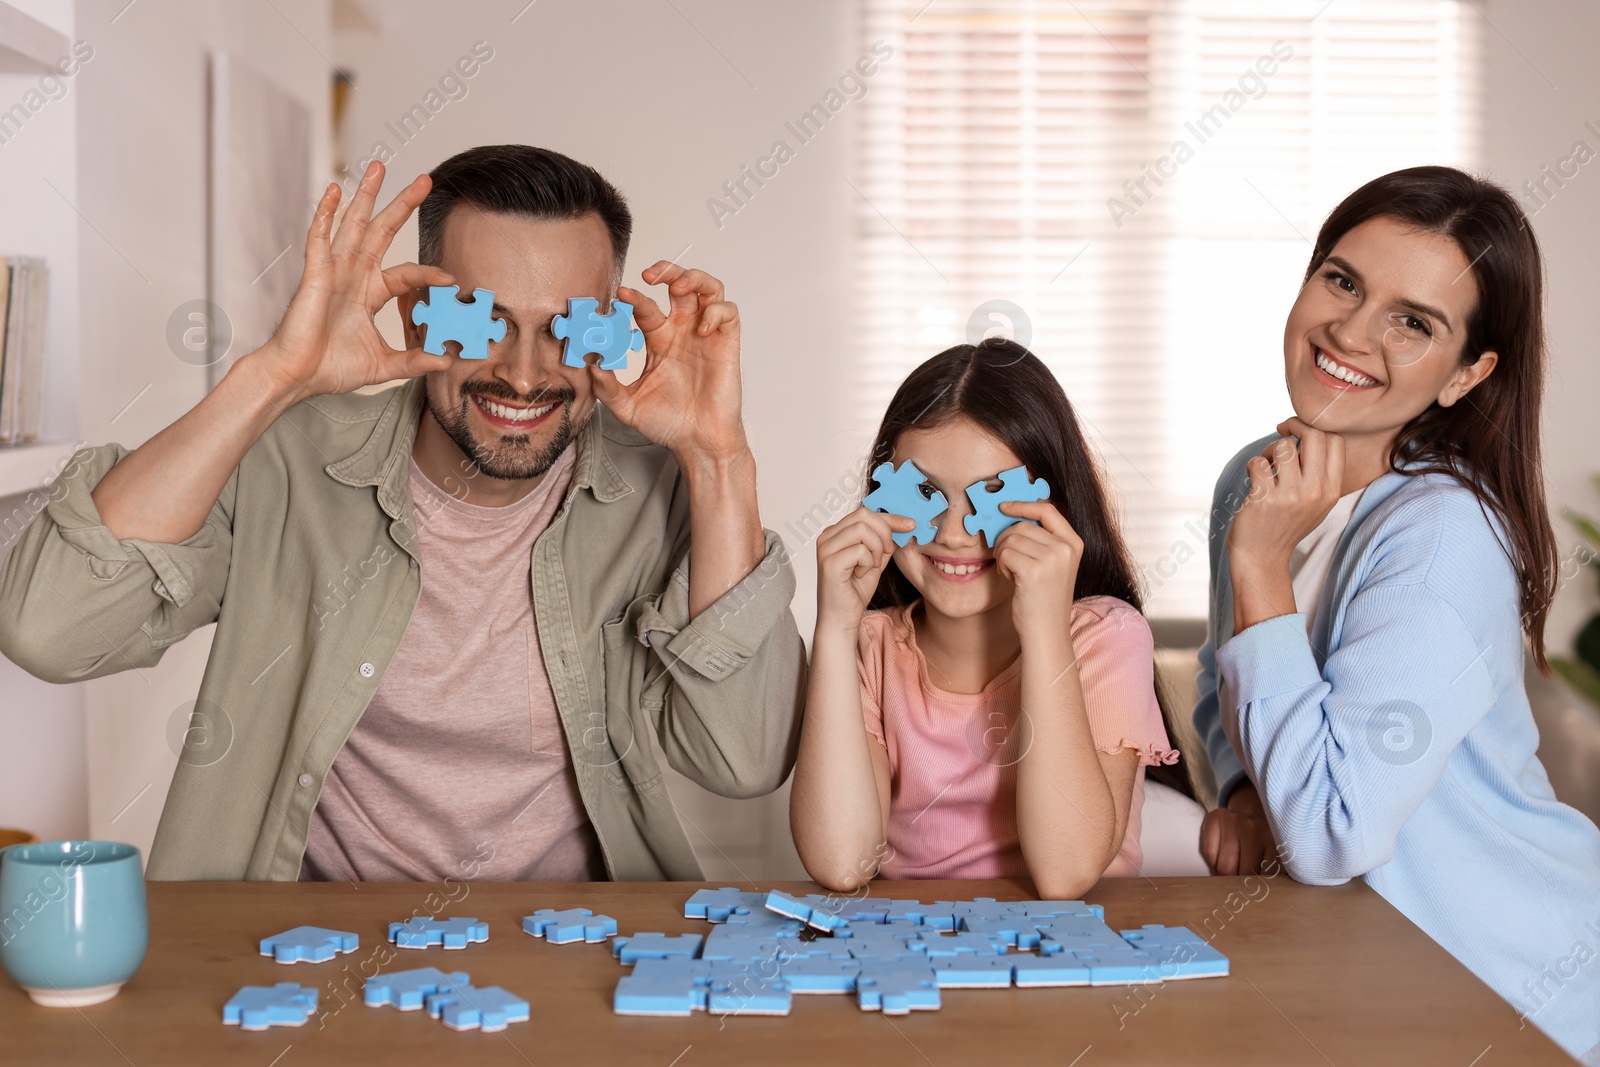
[922,553,995,582]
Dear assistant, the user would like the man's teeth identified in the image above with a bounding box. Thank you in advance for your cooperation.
[1315,351,1378,387]
[478,397,555,422]
[933,559,985,576]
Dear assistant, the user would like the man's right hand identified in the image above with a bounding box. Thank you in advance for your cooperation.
[1200,781,1280,875]
[249,160,457,406]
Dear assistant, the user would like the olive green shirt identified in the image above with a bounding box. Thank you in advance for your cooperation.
[0,378,805,881]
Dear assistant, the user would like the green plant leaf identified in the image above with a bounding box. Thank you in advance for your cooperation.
[1551,656,1600,709]
[1565,509,1600,552]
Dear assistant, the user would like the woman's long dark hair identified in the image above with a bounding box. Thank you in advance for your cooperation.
[865,340,1193,797]
[1306,166,1558,671]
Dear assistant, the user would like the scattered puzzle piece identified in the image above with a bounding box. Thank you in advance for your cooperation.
[388,917,489,950]
[522,908,618,945]
[424,984,530,1032]
[553,297,643,370]
[863,460,949,546]
[1011,953,1093,987]
[929,955,1016,988]
[684,887,767,923]
[915,930,1009,958]
[223,982,318,1030]
[612,932,704,964]
[258,925,359,965]
[778,956,862,994]
[410,286,506,361]
[963,465,1051,546]
[1118,924,1231,979]
[364,967,472,1011]
[708,970,793,1016]
[856,959,941,1015]
[764,889,850,933]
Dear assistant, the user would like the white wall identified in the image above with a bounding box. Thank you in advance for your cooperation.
[1481,0,1600,656]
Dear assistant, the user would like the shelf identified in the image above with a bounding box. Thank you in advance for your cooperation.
[0,2,67,74]
[0,439,78,498]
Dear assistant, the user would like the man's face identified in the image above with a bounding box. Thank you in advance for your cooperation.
[403,206,615,480]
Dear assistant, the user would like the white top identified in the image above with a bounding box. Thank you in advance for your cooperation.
[1288,488,1364,633]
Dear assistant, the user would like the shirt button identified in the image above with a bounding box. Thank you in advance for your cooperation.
[359,662,375,678]
[297,774,312,787]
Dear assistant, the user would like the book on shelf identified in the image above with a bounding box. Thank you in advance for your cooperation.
[0,255,48,445]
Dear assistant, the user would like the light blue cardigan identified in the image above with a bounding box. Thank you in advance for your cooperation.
[1194,435,1600,1062]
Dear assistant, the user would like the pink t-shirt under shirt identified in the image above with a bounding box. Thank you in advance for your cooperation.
[301,445,605,883]
[858,595,1176,881]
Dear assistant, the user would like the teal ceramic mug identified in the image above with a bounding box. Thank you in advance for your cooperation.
[0,840,148,1006]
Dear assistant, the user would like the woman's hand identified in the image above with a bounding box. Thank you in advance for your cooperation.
[994,501,1083,644]
[1228,418,1346,568]
[1200,782,1280,876]
[815,508,914,637]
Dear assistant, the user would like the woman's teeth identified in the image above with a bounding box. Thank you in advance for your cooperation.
[1315,351,1378,387]
[477,397,555,422]
[933,559,985,576]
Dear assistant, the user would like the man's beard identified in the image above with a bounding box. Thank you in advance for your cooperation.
[426,378,582,481]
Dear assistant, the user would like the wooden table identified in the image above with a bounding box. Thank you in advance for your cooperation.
[2,876,1568,1065]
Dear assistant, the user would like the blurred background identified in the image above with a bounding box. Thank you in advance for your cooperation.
[1,0,1597,878]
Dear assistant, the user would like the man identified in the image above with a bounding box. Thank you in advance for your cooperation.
[0,145,805,882]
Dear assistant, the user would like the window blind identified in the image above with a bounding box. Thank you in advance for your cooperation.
[856,0,1481,619]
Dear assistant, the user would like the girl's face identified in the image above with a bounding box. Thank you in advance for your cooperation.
[890,417,1025,620]
[1281,215,1498,441]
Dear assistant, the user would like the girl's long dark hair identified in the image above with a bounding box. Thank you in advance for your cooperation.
[865,340,1193,797]
[1306,166,1558,671]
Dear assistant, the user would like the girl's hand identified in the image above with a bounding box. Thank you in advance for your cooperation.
[815,507,914,636]
[994,501,1083,643]
[1227,417,1345,573]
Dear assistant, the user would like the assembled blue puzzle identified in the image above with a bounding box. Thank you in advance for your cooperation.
[553,297,644,371]
[963,465,1051,546]
[424,983,530,1033]
[605,890,1230,1018]
[410,285,506,360]
[223,982,318,1030]
[258,925,359,964]
[364,967,472,1011]
[863,460,948,547]
[523,908,618,945]
[388,916,489,950]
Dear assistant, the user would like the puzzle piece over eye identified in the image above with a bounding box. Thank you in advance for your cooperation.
[863,460,948,546]
[554,297,644,370]
[963,465,1050,546]
[410,286,507,360]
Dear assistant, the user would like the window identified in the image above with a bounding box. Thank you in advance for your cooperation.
[856,0,1481,618]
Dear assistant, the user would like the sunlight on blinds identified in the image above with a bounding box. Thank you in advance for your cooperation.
[856,0,1481,619]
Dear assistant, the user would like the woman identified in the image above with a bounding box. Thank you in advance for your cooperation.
[1192,166,1600,1062]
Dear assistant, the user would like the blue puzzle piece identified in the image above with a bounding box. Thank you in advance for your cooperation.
[778,956,862,994]
[1118,924,1230,979]
[701,934,784,964]
[615,971,706,1016]
[1016,900,1104,920]
[424,984,530,1032]
[1074,941,1163,985]
[522,908,618,944]
[1034,913,1125,954]
[684,887,768,922]
[553,297,643,371]
[915,930,1008,958]
[862,460,949,546]
[223,982,318,1030]
[259,925,359,964]
[1011,953,1093,987]
[764,889,849,933]
[411,286,506,360]
[856,959,941,1015]
[364,967,472,1011]
[818,898,894,925]
[612,932,704,964]
[963,465,1051,546]
[707,971,792,1016]
[929,955,1016,988]
[960,913,1046,950]
[388,916,489,950]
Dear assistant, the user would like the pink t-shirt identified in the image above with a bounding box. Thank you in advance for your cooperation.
[301,446,604,883]
[859,595,1176,881]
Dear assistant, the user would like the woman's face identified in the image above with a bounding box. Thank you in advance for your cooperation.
[1281,215,1498,441]
[889,417,1024,620]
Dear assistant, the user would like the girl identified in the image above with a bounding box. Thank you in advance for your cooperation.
[791,341,1182,899]
[1192,166,1600,1063]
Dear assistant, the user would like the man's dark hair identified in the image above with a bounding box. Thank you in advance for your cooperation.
[417,145,632,275]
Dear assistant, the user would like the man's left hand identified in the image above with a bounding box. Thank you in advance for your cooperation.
[588,261,750,466]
